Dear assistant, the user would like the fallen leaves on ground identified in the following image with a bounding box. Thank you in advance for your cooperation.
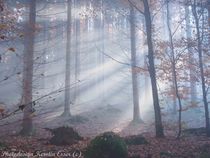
[0,133,210,158]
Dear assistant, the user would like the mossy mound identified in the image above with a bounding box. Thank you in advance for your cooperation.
[200,153,210,158]
[84,132,128,158]
[199,144,210,158]
[45,126,83,146]
[124,135,148,145]
[0,142,8,150]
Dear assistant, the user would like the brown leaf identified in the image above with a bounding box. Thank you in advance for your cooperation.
[0,35,6,39]
[8,47,15,52]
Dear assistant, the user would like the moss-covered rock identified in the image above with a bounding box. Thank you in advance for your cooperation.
[199,153,210,158]
[45,126,83,146]
[0,142,8,150]
[84,132,128,158]
[199,144,210,158]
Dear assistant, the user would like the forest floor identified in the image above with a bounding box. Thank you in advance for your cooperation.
[1,130,210,158]
[0,102,209,158]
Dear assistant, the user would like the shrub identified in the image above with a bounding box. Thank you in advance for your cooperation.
[84,132,128,158]
[0,142,7,150]
[199,144,210,158]
[200,153,210,158]
[45,126,83,146]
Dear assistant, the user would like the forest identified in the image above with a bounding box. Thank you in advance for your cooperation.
[0,0,210,157]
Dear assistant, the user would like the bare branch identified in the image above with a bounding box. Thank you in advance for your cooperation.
[128,0,145,15]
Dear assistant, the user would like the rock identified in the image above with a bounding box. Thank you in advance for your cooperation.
[45,126,83,146]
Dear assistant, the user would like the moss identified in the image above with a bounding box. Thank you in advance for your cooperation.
[0,142,8,150]
[46,126,83,146]
[199,144,210,158]
[199,152,210,158]
[84,132,128,158]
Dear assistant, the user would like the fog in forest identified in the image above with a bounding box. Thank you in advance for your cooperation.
[0,0,210,156]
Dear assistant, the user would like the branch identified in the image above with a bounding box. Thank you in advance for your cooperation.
[95,45,148,72]
[0,79,85,121]
[128,0,145,15]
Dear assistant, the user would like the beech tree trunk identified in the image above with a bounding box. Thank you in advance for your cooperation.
[63,0,72,117]
[129,4,141,122]
[143,0,164,137]
[185,5,197,106]
[166,1,183,138]
[208,0,210,42]
[74,17,80,103]
[101,0,105,101]
[161,2,177,114]
[21,0,36,136]
[192,1,210,137]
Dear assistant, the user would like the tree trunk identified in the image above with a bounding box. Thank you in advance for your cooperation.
[143,0,164,137]
[208,0,210,42]
[166,1,183,138]
[185,5,197,106]
[143,18,149,105]
[101,0,105,101]
[63,0,72,117]
[21,0,36,136]
[162,3,177,114]
[74,16,81,104]
[192,1,210,137]
[129,4,141,122]
[40,22,47,89]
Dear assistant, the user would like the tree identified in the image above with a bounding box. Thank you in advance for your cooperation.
[21,0,36,136]
[191,0,210,137]
[142,0,164,137]
[207,0,210,46]
[63,0,72,117]
[74,0,81,104]
[166,0,183,138]
[185,4,197,106]
[129,4,141,122]
[100,0,105,101]
[161,1,177,114]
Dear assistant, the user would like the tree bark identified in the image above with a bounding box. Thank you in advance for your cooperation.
[161,2,177,114]
[185,5,197,106]
[166,1,183,138]
[129,4,141,122]
[74,13,81,103]
[192,1,210,137]
[143,0,164,137]
[21,0,36,136]
[101,0,105,101]
[208,0,210,42]
[63,0,72,117]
